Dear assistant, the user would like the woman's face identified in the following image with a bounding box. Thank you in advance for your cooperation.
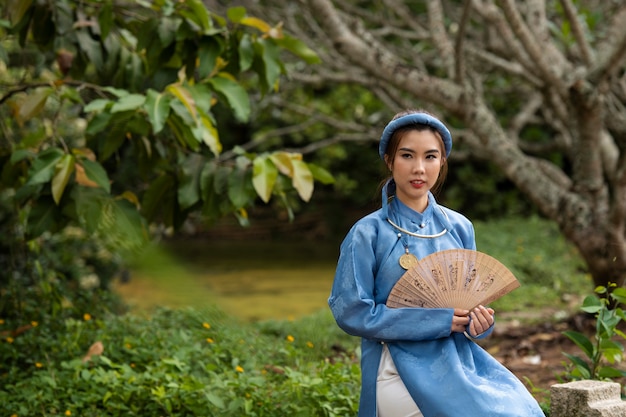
[385,129,444,213]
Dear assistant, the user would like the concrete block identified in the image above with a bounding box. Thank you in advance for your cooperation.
[550,380,626,417]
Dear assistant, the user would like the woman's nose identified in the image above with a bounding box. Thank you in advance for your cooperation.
[412,160,425,173]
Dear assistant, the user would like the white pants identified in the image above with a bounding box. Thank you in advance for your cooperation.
[376,344,424,417]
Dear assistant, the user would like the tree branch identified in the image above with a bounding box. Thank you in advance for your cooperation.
[558,0,593,65]
[499,0,567,95]
[588,6,626,86]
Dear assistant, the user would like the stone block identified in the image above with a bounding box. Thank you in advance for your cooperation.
[550,380,626,417]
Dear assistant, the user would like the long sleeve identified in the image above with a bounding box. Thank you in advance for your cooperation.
[329,221,454,342]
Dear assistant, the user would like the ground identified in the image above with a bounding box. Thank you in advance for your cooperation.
[480,311,626,405]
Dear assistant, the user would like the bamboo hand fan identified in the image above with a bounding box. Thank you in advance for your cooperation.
[386,249,520,310]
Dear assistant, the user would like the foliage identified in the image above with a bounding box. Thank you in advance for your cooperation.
[0,0,334,331]
[562,284,626,381]
[0,0,329,235]
[0,307,360,416]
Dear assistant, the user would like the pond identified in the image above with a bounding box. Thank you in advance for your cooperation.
[113,238,341,322]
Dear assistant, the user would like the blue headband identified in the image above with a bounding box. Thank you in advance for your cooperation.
[378,113,452,160]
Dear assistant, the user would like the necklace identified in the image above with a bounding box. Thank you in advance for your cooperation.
[388,209,449,269]
[386,217,448,239]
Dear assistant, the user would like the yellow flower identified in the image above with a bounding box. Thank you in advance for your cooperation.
[83,313,91,321]
[286,335,294,343]
[65,410,72,416]
[6,337,13,344]
[0,319,5,325]
[306,341,314,348]
[35,362,43,368]
[206,338,214,344]
[235,365,244,373]
[11,414,17,417]
[130,363,135,368]
[31,321,38,327]
[202,322,211,329]
[125,343,132,349]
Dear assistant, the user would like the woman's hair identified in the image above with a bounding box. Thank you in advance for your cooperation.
[382,109,449,197]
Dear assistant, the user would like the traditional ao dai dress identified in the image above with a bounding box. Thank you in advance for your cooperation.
[328,184,545,417]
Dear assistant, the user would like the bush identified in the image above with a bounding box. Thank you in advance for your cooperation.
[0,307,360,416]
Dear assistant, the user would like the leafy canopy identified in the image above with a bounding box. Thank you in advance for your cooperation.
[0,0,331,256]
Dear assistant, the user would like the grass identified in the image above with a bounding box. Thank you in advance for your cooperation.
[116,216,592,324]
[0,216,599,415]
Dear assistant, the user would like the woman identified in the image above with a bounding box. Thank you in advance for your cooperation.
[328,110,544,417]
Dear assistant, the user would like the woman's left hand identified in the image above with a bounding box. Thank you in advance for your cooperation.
[468,305,495,337]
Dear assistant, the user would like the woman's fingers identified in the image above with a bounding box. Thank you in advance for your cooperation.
[451,309,470,333]
[469,305,494,336]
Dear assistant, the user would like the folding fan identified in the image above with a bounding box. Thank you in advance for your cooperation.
[386,249,520,310]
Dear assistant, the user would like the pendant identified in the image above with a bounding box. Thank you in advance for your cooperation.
[399,252,419,270]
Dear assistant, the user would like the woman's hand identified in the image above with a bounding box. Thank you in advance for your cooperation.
[451,309,470,333]
[468,305,495,337]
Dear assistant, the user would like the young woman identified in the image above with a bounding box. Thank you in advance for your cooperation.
[328,110,544,417]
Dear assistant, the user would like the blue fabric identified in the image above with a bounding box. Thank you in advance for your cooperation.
[379,113,453,160]
[328,191,544,417]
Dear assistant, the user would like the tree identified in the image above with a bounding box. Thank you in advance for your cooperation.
[218,0,626,289]
[0,0,331,266]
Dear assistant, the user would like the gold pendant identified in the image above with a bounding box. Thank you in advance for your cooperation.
[399,252,419,270]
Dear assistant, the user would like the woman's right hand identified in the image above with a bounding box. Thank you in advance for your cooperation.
[451,309,470,333]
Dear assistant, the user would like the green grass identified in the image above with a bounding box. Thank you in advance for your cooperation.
[118,216,592,323]
[0,216,599,415]
[474,216,591,316]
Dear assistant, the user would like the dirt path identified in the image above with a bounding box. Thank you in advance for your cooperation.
[480,312,626,405]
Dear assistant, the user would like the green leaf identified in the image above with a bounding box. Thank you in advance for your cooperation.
[84,98,112,113]
[226,6,247,23]
[27,198,60,237]
[207,75,250,122]
[255,38,283,93]
[17,87,53,123]
[598,366,626,379]
[144,90,171,134]
[26,147,64,185]
[308,163,335,184]
[206,392,225,408]
[167,84,198,123]
[275,35,321,64]
[198,114,221,156]
[252,156,278,203]
[71,187,106,233]
[81,159,111,193]
[98,0,113,40]
[178,154,204,210]
[52,154,75,204]
[75,27,103,70]
[8,0,33,26]
[580,295,602,314]
[238,34,254,72]
[180,0,212,32]
[111,94,146,113]
[86,111,113,135]
[611,287,626,305]
[562,330,595,359]
[562,353,591,379]
[291,159,314,202]
[228,158,252,209]
[198,36,223,79]
[599,339,624,364]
